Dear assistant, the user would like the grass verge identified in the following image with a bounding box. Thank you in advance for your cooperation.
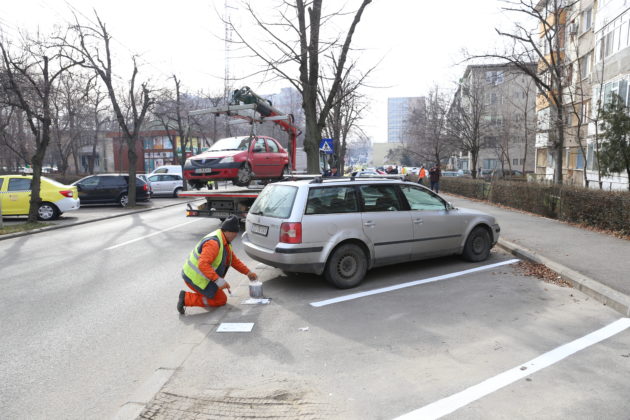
[0,222,51,235]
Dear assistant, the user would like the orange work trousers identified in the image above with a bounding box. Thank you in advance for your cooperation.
[183,280,228,308]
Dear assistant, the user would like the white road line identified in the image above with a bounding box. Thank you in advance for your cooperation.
[394,317,630,420]
[105,219,204,250]
[310,259,520,307]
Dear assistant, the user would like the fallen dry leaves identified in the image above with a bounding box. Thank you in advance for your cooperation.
[516,261,573,287]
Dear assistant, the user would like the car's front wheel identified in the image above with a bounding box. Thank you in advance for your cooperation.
[118,193,128,207]
[462,226,491,262]
[324,243,368,289]
[37,202,59,221]
[234,163,253,186]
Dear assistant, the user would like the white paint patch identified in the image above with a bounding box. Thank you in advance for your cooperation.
[216,323,255,333]
[395,317,630,420]
[241,298,271,305]
[310,259,520,308]
[105,219,204,250]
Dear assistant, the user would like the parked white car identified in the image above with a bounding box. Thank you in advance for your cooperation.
[150,165,183,176]
[147,174,184,197]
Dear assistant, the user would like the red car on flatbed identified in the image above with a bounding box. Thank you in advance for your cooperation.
[184,135,290,189]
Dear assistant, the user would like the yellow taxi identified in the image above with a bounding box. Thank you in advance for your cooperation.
[0,175,80,220]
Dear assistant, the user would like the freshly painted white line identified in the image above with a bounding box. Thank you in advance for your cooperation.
[395,317,630,420]
[310,259,520,307]
[105,219,204,250]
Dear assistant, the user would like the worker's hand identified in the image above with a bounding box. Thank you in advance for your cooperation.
[247,271,258,281]
[219,280,231,290]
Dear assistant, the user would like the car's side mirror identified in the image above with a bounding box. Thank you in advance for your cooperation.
[446,202,455,211]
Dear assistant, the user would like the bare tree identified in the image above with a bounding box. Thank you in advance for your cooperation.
[226,0,372,173]
[469,0,576,184]
[449,77,489,178]
[0,32,78,221]
[65,13,153,206]
[321,72,369,172]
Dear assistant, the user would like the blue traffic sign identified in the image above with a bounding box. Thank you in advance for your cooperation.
[319,138,334,154]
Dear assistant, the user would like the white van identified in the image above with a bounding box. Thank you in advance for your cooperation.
[150,165,183,176]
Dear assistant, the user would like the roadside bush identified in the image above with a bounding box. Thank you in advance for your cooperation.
[441,177,630,236]
[440,177,489,200]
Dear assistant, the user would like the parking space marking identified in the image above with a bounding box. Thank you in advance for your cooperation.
[395,317,630,420]
[105,219,204,250]
[310,259,520,307]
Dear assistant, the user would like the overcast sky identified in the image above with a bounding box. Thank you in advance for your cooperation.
[0,0,515,142]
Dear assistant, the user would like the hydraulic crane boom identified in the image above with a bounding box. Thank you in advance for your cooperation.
[190,86,300,170]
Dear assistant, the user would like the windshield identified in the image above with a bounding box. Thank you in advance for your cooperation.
[249,185,297,219]
[209,137,251,152]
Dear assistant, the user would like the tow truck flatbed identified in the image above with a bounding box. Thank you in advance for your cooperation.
[180,185,264,220]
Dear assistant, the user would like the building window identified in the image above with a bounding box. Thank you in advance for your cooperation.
[581,8,592,32]
[513,158,519,165]
[580,52,591,79]
[576,149,584,169]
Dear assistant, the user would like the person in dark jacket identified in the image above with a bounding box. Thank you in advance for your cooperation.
[429,164,441,193]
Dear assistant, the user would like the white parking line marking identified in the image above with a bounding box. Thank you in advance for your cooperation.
[394,317,630,420]
[310,259,520,307]
[105,219,204,250]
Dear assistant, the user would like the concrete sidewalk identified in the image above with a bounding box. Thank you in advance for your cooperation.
[442,193,630,316]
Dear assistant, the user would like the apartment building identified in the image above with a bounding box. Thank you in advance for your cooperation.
[540,0,629,190]
[451,63,537,174]
[387,97,425,143]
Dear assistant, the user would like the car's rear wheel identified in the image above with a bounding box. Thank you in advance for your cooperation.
[462,226,491,262]
[234,163,252,186]
[173,187,182,197]
[118,193,128,207]
[37,202,59,221]
[281,165,289,178]
[324,243,368,289]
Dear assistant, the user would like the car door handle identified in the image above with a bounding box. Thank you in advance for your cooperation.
[413,218,423,224]
[364,221,375,227]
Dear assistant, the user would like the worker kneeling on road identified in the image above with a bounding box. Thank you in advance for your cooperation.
[177,215,257,314]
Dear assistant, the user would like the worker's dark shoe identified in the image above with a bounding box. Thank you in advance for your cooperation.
[177,290,186,315]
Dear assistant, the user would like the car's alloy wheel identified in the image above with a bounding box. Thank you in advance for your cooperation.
[119,193,128,207]
[37,202,59,221]
[324,243,368,289]
[462,226,491,262]
[234,164,252,186]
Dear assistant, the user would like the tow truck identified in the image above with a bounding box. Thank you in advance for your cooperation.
[180,87,303,220]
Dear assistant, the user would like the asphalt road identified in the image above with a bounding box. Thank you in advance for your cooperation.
[0,204,219,419]
[1,204,629,419]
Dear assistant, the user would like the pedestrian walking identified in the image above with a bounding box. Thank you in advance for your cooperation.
[177,215,258,314]
[417,165,427,185]
[429,163,441,193]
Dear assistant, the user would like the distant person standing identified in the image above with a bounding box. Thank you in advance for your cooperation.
[429,164,441,193]
[386,165,398,174]
[324,166,341,177]
[417,165,427,185]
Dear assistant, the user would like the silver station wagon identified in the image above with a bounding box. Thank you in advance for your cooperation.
[242,177,501,288]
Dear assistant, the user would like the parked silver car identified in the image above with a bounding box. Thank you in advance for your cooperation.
[242,177,501,288]
[147,174,184,197]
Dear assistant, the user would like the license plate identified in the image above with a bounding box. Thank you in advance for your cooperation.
[211,211,231,219]
[251,223,269,236]
[195,168,212,173]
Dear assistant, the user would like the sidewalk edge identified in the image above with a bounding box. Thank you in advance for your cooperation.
[0,199,203,242]
[498,239,630,317]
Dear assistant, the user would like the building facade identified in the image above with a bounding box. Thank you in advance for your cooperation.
[387,97,425,143]
[452,63,537,175]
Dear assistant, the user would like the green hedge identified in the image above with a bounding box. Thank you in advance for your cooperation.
[441,178,630,235]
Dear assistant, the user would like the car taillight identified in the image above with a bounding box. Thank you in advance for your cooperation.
[143,184,148,191]
[59,190,73,198]
[280,222,302,244]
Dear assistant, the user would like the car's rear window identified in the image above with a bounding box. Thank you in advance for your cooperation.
[41,176,66,188]
[249,185,297,219]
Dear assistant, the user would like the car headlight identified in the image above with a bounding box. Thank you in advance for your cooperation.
[220,156,234,163]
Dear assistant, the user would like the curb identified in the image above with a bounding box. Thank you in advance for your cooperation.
[498,239,630,317]
[0,199,205,242]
